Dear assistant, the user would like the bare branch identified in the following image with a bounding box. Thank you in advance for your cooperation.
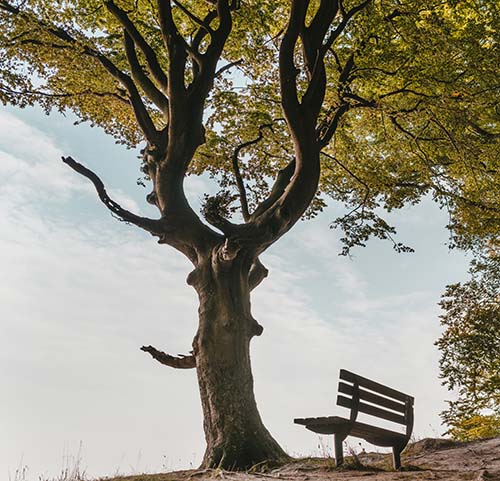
[192,10,218,53]
[62,156,164,235]
[215,58,243,78]
[232,124,272,222]
[0,84,128,104]
[279,0,309,126]
[300,0,342,116]
[322,151,369,191]
[242,0,371,253]
[380,87,439,99]
[140,345,196,369]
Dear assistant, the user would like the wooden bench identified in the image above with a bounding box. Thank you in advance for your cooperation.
[294,369,414,469]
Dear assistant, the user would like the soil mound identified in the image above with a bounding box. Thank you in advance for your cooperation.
[104,436,500,481]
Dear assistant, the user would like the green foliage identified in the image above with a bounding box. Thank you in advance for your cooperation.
[1,0,500,252]
[436,252,500,441]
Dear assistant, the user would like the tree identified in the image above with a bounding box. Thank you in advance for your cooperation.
[1,0,500,469]
[437,251,500,441]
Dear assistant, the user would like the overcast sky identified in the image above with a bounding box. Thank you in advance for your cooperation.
[1,105,471,480]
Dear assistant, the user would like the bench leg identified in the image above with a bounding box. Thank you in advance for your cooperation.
[334,435,344,467]
[392,446,402,470]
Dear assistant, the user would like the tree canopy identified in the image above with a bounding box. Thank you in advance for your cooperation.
[1,0,500,254]
[2,0,500,469]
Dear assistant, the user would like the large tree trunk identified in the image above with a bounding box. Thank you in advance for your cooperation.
[189,248,289,470]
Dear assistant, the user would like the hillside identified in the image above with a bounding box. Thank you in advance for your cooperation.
[105,437,500,481]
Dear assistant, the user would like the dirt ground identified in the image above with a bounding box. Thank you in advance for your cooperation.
[105,437,500,481]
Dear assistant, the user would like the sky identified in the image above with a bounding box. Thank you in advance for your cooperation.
[1,105,472,480]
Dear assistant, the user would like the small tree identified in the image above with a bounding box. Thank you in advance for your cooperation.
[1,0,500,469]
[437,252,500,441]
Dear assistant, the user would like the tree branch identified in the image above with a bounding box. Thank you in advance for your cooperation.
[89,48,159,142]
[278,0,308,129]
[140,345,196,369]
[173,0,214,35]
[157,0,189,108]
[0,84,128,104]
[187,0,233,113]
[62,156,165,235]
[232,124,272,222]
[123,31,169,114]
[318,103,350,148]
[191,10,218,53]
[323,0,370,53]
[104,0,168,90]
[0,0,159,142]
[215,58,243,78]
[300,0,340,118]
[470,122,500,140]
[251,159,296,220]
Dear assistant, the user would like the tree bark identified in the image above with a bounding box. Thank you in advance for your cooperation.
[189,247,289,469]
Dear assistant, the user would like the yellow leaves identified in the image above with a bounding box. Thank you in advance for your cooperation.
[447,414,500,441]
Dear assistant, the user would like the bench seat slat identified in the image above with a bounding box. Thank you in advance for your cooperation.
[340,369,412,403]
[337,395,407,425]
[293,416,406,445]
[338,382,407,414]
[294,416,351,435]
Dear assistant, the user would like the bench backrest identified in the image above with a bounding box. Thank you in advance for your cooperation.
[337,369,414,435]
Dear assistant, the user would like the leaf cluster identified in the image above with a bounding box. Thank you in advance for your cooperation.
[436,251,500,440]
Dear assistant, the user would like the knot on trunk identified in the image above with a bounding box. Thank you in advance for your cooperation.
[186,268,199,286]
[249,258,269,291]
[219,238,240,262]
[250,316,264,336]
[146,191,158,205]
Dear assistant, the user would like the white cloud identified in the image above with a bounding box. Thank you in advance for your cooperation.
[0,110,202,480]
[1,108,468,480]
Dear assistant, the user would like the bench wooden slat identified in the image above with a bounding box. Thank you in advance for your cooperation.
[340,369,413,403]
[294,416,347,427]
[294,416,406,444]
[337,395,407,425]
[294,416,350,435]
[338,382,407,414]
[350,421,405,444]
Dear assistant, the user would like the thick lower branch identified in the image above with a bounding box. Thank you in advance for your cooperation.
[140,345,196,369]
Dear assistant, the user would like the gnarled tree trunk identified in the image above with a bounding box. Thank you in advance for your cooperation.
[189,249,288,469]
